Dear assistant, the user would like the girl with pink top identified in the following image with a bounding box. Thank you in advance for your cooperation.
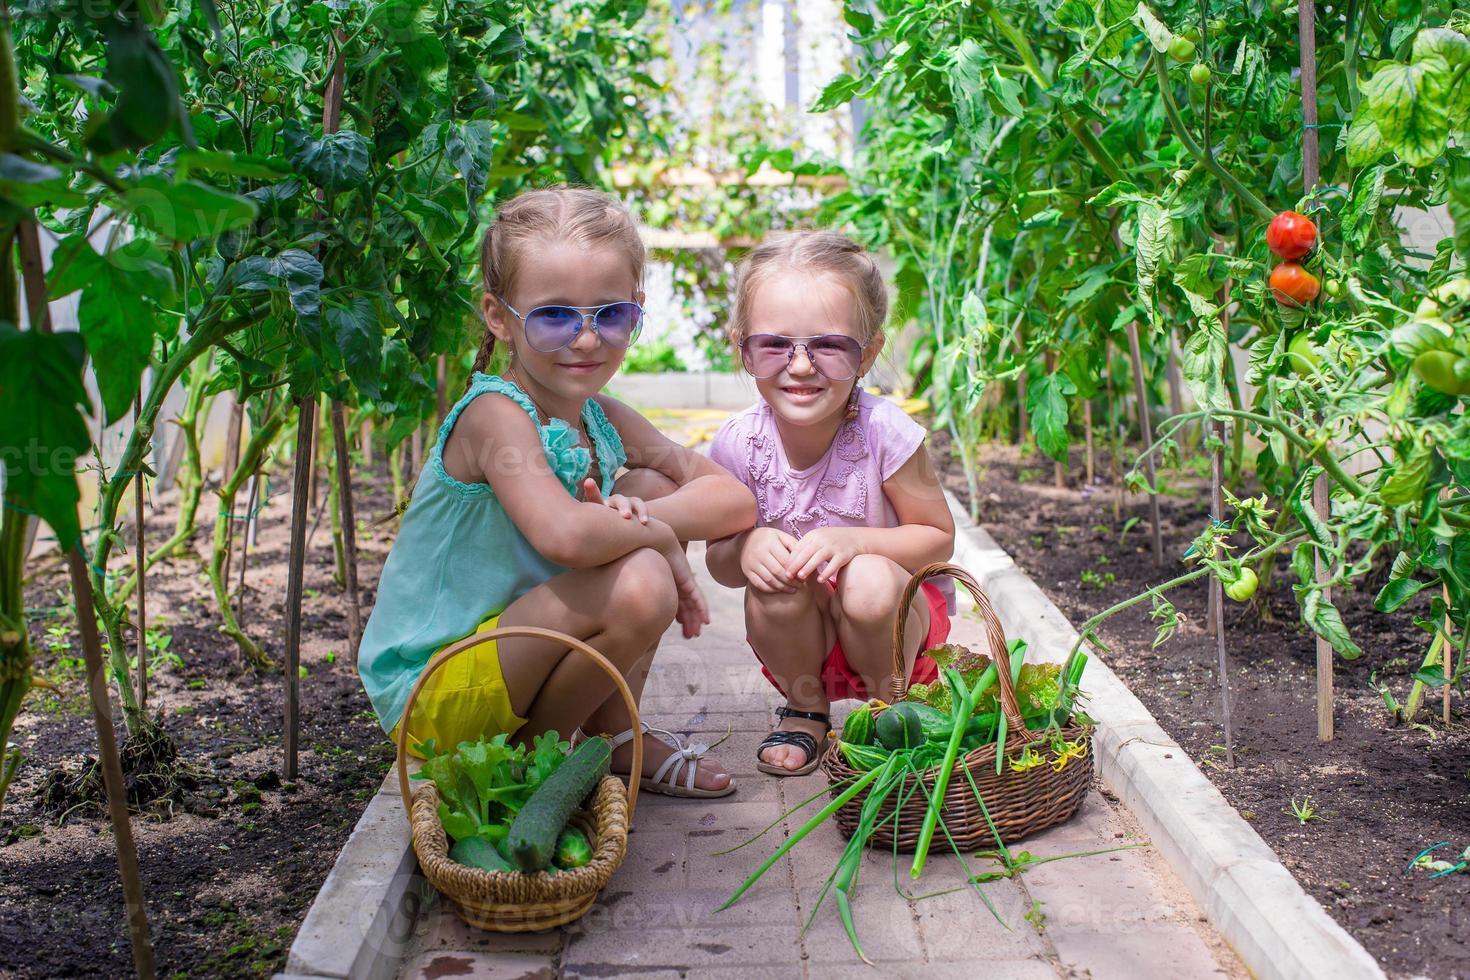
[706,231,958,776]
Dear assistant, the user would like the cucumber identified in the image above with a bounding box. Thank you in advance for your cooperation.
[838,740,890,772]
[506,736,611,872]
[450,835,515,873]
[840,703,877,745]
[876,702,925,750]
[554,827,594,869]
[901,701,955,743]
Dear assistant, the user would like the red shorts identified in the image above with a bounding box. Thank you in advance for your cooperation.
[750,580,952,703]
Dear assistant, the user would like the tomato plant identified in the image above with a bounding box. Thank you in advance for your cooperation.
[797,0,1470,712]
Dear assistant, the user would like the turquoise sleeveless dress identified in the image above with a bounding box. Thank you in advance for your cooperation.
[356,372,627,734]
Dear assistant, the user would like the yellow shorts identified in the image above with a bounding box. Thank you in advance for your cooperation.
[390,613,530,760]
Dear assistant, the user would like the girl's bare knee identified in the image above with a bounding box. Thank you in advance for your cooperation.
[834,554,907,627]
[608,547,677,636]
[613,467,678,501]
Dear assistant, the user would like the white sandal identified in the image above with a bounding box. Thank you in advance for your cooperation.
[577,722,736,799]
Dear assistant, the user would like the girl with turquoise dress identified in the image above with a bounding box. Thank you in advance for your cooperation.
[357,188,754,798]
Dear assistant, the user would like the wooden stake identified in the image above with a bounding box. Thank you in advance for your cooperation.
[221,398,244,591]
[134,396,147,712]
[1083,399,1094,487]
[235,471,258,627]
[24,217,156,978]
[1299,0,1332,743]
[284,398,314,780]
[69,549,157,980]
[331,402,363,654]
[308,403,322,513]
[1124,322,1164,564]
[1211,421,1235,767]
[360,419,373,466]
[1444,585,1453,726]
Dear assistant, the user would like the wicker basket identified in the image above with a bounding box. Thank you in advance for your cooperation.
[395,626,641,932]
[820,562,1092,852]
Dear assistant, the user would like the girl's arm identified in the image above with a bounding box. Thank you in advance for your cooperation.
[783,445,955,584]
[705,530,752,588]
[595,395,757,542]
[453,393,680,568]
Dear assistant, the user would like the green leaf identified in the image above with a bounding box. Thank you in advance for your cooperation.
[1362,57,1451,168]
[1133,201,1172,294]
[1180,318,1229,410]
[1131,3,1178,54]
[1089,181,1145,206]
[1292,468,1332,548]
[231,250,324,345]
[1344,114,1385,168]
[1340,165,1386,250]
[1027,372,1076,462]
[0,328,91,550]
[327,296,383,400]
[121,175,258,242]
[1411,27,1469,69]
[283,121,373,192]
[812,72,862,113]
[1379,439,1432,506]
[1389,314,1454,357]
[1302,589,1363,659]
[1375,577,1430,613]
[1450,165,1470,264]
[947,40,988,131]
[46,236,174,424]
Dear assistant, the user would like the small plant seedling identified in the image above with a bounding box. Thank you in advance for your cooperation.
[1080,569,1116,590]
[44,625,71,654]
[304,588,321,599]
[1289,796,1320,825]
[1029,534,1045,548]
[1095,554,1110,565]
[1024,899,1047,931]
[324,652,337,664]
[1118,516,1140,543]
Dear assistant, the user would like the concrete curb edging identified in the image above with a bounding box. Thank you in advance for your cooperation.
[277,774,421,980]
[945,490,1385,980]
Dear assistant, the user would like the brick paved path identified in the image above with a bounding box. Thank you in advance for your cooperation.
[394,539,1245,979]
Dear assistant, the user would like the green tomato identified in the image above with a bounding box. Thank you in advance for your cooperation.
[1286,333,1321,376]
[1433,278,1470,305]
[1183,28,1201,43]
[1169,37,1197,62]
[1415,297,1441,320]
[906,205,919,218]
[203,49,223,67]
[1224,568,1258,602]
[260,88,280,105]
[1189,63,1212,85]
[1208,17,1228,32]
[1324,278,1343,297]
[1412,351,1470,396]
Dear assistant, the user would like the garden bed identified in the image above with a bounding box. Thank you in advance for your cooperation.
[0,464,394,978]
[934,433,1470,979]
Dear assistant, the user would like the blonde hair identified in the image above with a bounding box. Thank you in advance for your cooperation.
[729,231,889,347]
[471,187,646,375]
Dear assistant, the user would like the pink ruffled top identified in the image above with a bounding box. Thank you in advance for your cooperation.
[709,390,956,614]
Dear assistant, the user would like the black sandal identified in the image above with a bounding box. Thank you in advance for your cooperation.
[756,706,831,777]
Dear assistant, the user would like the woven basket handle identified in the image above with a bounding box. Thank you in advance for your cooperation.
[395,625,642,827]
[889,562,1027,733]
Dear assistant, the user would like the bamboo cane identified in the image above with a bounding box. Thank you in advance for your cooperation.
[134,395,147,712]
[331,401,362,654]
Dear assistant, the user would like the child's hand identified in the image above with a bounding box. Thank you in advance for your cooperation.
[658,537,711,638]
[581,478,651,524]
[784,527,862,587]
[740,527,799,594]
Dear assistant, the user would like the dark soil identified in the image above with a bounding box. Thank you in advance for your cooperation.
[934,432,1470,980]
[0,453,398,979]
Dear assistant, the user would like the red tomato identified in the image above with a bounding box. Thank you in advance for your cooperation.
[1266,211,1317,260]
[1271,262,1321,307]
